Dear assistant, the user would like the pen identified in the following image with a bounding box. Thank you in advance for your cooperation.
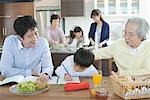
[62,64,70,76]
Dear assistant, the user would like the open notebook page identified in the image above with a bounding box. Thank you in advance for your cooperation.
[0,75,24,85]
[57,77,80,84]
[48,76,58,84]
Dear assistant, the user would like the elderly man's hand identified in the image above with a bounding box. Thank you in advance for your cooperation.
[110,71,118,80]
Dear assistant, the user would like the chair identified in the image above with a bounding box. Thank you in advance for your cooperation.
[108,58,115,75]
[93,60,102,70]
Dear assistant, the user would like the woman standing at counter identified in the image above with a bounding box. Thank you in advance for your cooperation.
[88,9,110,47]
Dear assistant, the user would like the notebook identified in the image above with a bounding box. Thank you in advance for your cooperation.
[0,75,58,85]
[57,77,80,84]
[48,76,58,84]
[0,75,80,85]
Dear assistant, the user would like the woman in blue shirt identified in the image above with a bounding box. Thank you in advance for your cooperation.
[88,9,110,47]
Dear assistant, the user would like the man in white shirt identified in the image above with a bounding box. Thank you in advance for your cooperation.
[0,16,54,82]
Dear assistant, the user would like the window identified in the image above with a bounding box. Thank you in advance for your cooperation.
[132,0,139,14]
[96,0,139,41]
[110,21,125,40]
[97,0,104,14]
[108,0,116,14]
[97,0,139,15]
[120,0,128,14]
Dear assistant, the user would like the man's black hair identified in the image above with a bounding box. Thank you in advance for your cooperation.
[14,15,37,38]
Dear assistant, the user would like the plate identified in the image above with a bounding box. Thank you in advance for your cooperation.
[9,85,49,95]
[83,46,94,50]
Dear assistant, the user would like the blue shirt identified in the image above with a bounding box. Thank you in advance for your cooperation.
[88,21,110,46]
[0,35,54,77]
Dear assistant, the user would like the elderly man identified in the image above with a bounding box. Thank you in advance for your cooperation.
[93,17,150,75]
[0,16,54,82]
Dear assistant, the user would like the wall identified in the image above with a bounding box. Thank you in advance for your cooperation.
[34,0,61,36]
[34,0,150,43]
[34,0,60,7]
[139,0,150,38]
[34,0,95,44]
[64,0,150,42]
[64,0,94,44]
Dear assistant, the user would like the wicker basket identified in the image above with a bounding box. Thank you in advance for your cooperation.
[111,74,150,99]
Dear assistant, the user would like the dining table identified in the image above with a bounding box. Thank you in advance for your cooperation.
[0,76,125,100]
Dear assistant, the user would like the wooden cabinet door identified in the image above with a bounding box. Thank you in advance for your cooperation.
[0,2,34,46]
[14,2,34,17]
[61,0,84,17]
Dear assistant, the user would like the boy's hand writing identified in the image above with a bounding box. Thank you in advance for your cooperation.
[64,74,72,81]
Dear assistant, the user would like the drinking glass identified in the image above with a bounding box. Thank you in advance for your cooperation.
[92,71,102,88]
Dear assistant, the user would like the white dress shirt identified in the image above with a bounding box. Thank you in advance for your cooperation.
[0,35,54,77]
[55,55,98,77]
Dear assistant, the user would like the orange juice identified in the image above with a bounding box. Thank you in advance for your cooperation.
[92,73,102,87]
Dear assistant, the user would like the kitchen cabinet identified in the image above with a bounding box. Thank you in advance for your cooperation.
[61,0,84,17]
[0,2,34,46]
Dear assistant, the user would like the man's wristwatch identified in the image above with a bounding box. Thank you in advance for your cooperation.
[44,73,50,79]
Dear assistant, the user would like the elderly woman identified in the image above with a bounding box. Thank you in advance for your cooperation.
[44,14,66,46]
[93,17,150,76]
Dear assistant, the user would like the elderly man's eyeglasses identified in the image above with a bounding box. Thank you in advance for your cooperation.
[123,30,138,38]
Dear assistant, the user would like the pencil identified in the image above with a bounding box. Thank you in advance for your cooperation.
[62,64,70,75]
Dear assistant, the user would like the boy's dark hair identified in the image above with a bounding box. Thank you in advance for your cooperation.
[50,14,60,24]
[14,15,37,38]
[74,48,94,68]
[70,26,83,39]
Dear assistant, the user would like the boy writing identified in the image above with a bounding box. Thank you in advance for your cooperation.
[55,48,98,81]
